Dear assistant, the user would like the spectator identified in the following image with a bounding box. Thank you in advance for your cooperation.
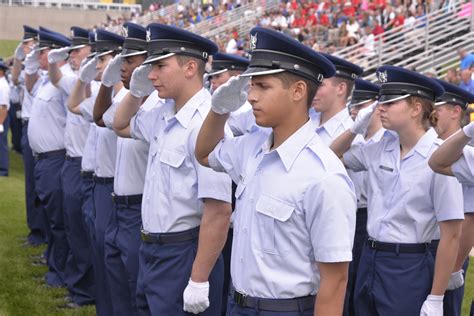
[445,67,460,85]
[459,48,474,70]
[459,69,474,93]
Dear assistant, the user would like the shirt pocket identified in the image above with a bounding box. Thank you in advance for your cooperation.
[252,195,296,257]
[159,147,187,193]
[35,93,52,117]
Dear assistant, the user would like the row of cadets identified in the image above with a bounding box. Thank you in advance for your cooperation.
[113,23,233,315]
[329,65,465,315]
[429,82,474,316]
[11,26,49,247]
[24,27,72,288]
[195,26,357,315]
[46,26,96,307]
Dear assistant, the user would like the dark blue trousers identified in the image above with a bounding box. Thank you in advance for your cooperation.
[21,123,48,245]
[136,237,224,316]
[429,240,469,316]
[226,297,314,316]
[92,181,114,316]
[354,242,434,316]
[8,103,22,154]
[0,114,10,176]
[35,155,69,287]
[222,228,234,316]
[105,200,142,316]
[81,175,95,241]
[61,159,95,305]
[345,207,368,316]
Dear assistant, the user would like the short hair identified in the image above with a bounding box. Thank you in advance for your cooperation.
[330,77,355,100]
[274,72,318,108]
[407,96,435,130]
[175,55,206,78]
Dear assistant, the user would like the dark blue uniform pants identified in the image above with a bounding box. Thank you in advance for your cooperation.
[21,123,48,245]
[354,242,434,316]
[136,237,224,316]
[35,155,69,287]
[8,103,22,153]
[92,181,114,316]
[226,298,314,316]
[81,175,95,242]
[105,200,142,316]
[429,240,469,316]
[61,159,95,305]
[0,115,9,176]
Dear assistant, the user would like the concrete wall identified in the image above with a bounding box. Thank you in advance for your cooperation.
[0,6,125,40]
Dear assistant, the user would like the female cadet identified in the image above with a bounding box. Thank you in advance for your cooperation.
[330,65,464,316]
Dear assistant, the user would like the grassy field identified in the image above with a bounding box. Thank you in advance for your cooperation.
[0,40,19,60]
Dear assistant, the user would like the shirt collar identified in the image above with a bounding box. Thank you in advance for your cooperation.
[384,128,437,158]
[315,108,351,137]
[259,120,317,172]
[166,88,210,128]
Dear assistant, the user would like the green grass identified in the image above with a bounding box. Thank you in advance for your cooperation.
[0,40,19,59]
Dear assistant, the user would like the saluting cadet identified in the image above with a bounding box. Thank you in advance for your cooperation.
[195,26,356,315]
[47,26,95,308]
[11,26,49,246]
[310,54,363,145]
[330,65,464,316]
[0,60,10,177]
[343,78,384,316]
[25,29,72,288]
[113,23,232,315]
[93,22,160,316]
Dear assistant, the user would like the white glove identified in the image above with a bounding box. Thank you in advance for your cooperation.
[447,269,464,290]
[211,75,249,114]
[101,54,122,87]
[130,65,154,98]
[24,49,40,75]
[462,121,474,138]
[14,43,25,61]
[183,279,210,314]
[350,101,378,135]
[0,124,3,133]
[79,57,98,84]
[420,295,444,316]
[47,47,70,64]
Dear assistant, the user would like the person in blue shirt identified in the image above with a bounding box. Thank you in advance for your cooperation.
[458,69,474,93]
[458,48,474,71]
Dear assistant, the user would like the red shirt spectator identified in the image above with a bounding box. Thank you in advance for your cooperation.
[319,13,330,27]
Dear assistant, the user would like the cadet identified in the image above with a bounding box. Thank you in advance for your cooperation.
[311,54,363,145]
[195,26,356,315]
[47,26,95,307]
[330,65,464,316]
[25,29,72,288]
[0,61,10,176]
[113,23,232,315]
[11,26,49,246]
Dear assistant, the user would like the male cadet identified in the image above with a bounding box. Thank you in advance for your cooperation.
[311,54,363,145]
[47,26,95,308]
[25,29,71,288]
[113,23,232,315]
[11,26,49,247]
[91,29,126,316]
[93,22,157,315]
[195,26,356,315]
[0,60,10,176]
[428,80,474,316]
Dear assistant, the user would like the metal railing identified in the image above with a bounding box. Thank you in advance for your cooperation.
[136,2,183,25]
[0,0,142,12]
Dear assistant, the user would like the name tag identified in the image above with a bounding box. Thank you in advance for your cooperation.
[379,165,394,172]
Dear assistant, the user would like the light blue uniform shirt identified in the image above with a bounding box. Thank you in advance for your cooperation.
[28,72,67,154]
[93,87,128,178]
[0,77,10,110]
[103,91,163,196]
[344,128,464,243]
[130,88,232,233]
[208,120,356,299]
[21,72,42,120]
[452,145,474,213]
[310,107,354,146]
[79,81,101,172]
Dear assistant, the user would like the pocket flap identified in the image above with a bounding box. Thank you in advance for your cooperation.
[159,148,186,168]
[256,195,295,222]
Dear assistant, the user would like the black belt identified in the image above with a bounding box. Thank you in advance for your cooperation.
[141,226,200,244]
[112,193,142,205]
[230,287,315,312]
[36,149,66,160]
[65,155,82,163]
[367,238,428,254]
[81,171,94,179]
[357,207,368,213]
[93,176,114,184]
[430,239,440,248]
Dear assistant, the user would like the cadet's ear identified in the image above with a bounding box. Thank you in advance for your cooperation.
[292,80,307,104]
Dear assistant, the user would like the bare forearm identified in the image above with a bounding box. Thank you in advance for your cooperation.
[48,62,62,86]
[25,72,38,94]
[93,84,114,126]
[12,58,22,85]
[431,220,462,295]
[454,214,474,271]
[429,130,470,175]
[314,262,349,316]
[191,199,231,282]
[113,92,142,138]
[0,107,7,125]
[329,130,357,158]
[68,80,88,114]
[195,110,229,167]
